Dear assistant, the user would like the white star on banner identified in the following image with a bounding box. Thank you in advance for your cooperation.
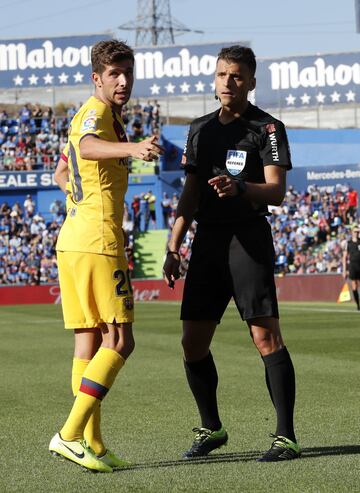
[180,81,190,93]
[43,73,54,84]
[195,81,205,92]
[58,72,69,84]
[285,94,296,105]
[28,74,38,85]
[165,82,175,94]
[209,81,215,91]
[150,83,160,95]
[330,91,341,102]
[301,93,311,105]
[346,90,355,102]
[316,92,326,104]
[73,72,84,83]
[13,75,23,86]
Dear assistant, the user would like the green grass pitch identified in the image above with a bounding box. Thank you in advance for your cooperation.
[1,301,360,492]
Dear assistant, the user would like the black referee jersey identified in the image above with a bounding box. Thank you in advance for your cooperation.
[182,102,292,225]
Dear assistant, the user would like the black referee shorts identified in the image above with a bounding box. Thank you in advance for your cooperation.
[180,218,279,322]
[349,263,360,280]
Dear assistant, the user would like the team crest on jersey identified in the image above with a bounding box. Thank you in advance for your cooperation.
[80,116,97,133]
[124,297,134,310]
[225,150,247,176]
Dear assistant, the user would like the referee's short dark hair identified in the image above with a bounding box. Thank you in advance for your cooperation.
[217,45,256,76]
[91,39,134,74]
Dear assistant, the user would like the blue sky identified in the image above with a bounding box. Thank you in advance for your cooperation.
[0,0,359,58]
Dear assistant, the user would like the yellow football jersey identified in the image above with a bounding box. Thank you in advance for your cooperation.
[56,96,129,255]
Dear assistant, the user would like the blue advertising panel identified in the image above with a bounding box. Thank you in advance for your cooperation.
[0,171,58,189]
[288,163,360,193]
[0,34,111,89]
[256,52,360,109]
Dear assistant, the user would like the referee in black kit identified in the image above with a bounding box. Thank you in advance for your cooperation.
[342,225,360,310]
[163,45,300,462]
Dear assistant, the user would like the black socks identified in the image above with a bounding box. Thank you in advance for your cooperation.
[262,347,296,442]
[184,352,222,431]
[352,289,360,309]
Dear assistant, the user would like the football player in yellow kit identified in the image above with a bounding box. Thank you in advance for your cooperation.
[49,39,164,472]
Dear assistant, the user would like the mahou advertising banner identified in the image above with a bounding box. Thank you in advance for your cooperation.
[0,35,359,108]
[0,34,111,89]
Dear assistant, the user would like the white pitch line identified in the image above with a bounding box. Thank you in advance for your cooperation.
[282,306,359,314]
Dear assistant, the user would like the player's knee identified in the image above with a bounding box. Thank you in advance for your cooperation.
[181,336,207,361]
[251,331,282,355]
[115,336,135,360]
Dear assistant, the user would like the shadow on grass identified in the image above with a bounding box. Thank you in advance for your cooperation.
[113,445,360,472]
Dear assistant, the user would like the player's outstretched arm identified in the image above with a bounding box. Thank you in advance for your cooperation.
[80,135,164,162]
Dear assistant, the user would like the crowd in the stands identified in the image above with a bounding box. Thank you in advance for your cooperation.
[0,100,161,171]
[0,103,359,283]
[0,196,135,285]
[0,184,358,285]
[269,184,358,275]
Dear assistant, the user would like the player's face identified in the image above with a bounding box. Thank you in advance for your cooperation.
[215,59,255,111]
[93,59,134,109]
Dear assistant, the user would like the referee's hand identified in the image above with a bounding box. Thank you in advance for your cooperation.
[208,175,238,198]
[163,252,180,289]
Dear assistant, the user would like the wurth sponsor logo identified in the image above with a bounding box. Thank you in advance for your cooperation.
[269,132,279,162]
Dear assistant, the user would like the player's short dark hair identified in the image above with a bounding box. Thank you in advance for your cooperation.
[91,39,134,74]
[217,45,256,76]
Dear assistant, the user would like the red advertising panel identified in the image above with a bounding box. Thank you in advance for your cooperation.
[0,275,346,305]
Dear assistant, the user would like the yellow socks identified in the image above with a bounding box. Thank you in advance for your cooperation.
[61,348,125,443]
[71,357,105,455]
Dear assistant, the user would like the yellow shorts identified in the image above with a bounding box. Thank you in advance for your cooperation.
[57,251,134,329]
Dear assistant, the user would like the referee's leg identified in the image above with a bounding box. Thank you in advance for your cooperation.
[248,316,296,443]
[182,320,221,431]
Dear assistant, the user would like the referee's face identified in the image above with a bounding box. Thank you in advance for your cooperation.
[215,59,255,112]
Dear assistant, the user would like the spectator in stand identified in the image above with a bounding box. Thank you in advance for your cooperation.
[24,194,35,217]
[139,192,149,232]
[49,199,65,223]
[171,192,179,212]
[161,192,172,228]
[43,106,53,128]
[346,186,358,222]
[19,104,32,132]
[143,100,154,136]
[131,195,141,232]
[66,105,77,123]
[144,189,156,229]
[152,100,160,130]
[33,104,43,131]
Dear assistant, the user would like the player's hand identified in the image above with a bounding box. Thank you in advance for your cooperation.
[342,270,348,279]
[208,174,238,198]
[163,252,181,289]
[133,136,165,161]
